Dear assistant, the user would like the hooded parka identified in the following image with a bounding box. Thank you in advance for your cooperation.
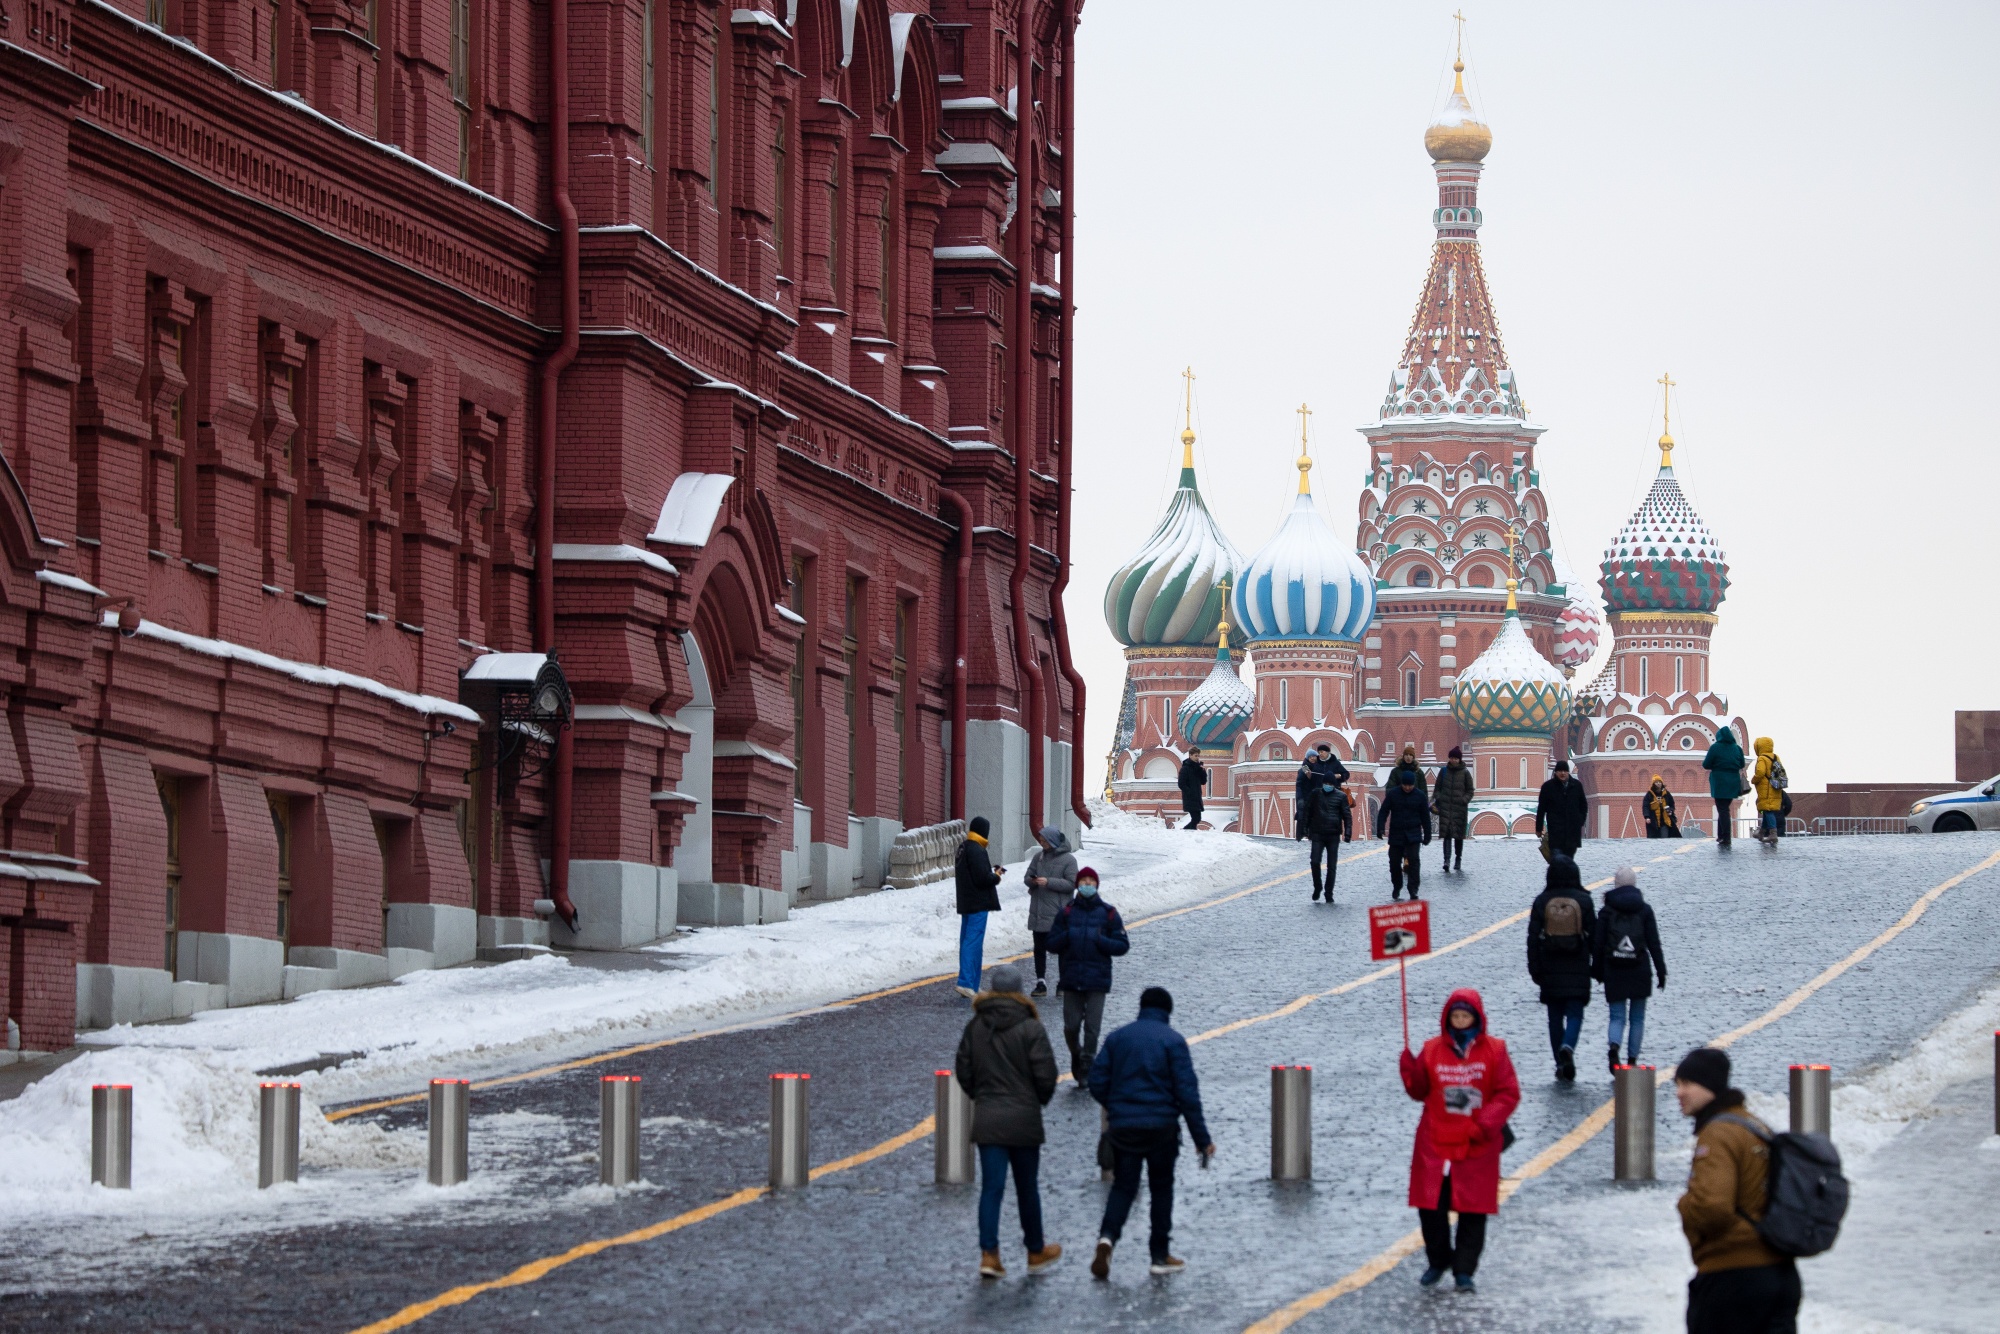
[1703,731,1747,802]
[1527,857,1597,1003]
[1023,827,1078,932]
[953,992,1059,1146]
[1432,761,1475,837]
[1399,989,1521,1214]
[1751,738,1783,813]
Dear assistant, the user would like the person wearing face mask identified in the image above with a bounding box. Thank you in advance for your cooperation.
[1401,989,1520,1294]
[1044,868,1129,1082]
[1293,743,1350,838]
[1296,771,1353,903]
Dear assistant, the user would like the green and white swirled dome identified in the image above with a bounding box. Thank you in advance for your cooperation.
[1103,426,1244,648]
[1450,583,1573,737]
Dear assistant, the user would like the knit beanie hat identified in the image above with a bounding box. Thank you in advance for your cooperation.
[1448,746,1463,760]
[968,815,991,838]
[986,964,1024,994]
[1614,866,1639,889]
[1675,1047,1731,1095]
[1139,986,1174,1015]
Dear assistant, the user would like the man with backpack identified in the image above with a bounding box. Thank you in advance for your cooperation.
[1752,738,1788,845]
[1674,1046,1844,1334]
[1526,855,1595,1081]
[1594,866,1667,1073]
[1296,773,1352,903]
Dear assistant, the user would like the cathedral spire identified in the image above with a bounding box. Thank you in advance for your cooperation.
[1179,366,1197,486]
[1657,371,1677,470]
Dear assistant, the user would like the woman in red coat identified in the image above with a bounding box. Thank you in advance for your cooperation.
[1399,987,1520,1293]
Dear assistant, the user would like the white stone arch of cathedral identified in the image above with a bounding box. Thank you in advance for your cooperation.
[673,632,716,893]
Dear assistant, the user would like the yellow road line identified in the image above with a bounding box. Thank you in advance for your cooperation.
[1242,845,1999,1333]
[325,851,1377,1123]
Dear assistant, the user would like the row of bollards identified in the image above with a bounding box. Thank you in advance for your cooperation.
[1611,1060,1837,1182]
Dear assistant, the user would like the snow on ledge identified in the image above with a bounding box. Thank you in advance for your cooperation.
[37,569,107,597]
[649,473,735,548]
[550,544,678,576]
[101,613,480,722]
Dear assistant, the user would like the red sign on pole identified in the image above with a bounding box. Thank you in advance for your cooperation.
[1367,900,1432,961]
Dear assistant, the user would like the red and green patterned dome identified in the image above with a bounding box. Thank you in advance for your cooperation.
[1600,459,1728,614]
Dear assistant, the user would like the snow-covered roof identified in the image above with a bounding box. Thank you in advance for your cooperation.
[1103,456,1244,649]
[1232,482,1374,645]
[1449,610,1571,737]
[1600,462,1728,614]
[1176,642,1255,749]
[649,472,735,548]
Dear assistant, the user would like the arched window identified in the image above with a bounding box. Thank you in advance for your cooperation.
[1674,656,1684,693]
[1640,657,1650,695]
[771,116,788,272]
[1468,566,1492,588]
[1411,568,1432,588]
[1278,679,1289,725]
[1405,671,1419,706]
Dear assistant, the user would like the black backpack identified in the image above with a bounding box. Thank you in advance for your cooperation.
[1603,907,1645,968]
[1717,1115,1848,1257]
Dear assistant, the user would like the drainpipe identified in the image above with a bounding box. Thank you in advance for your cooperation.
[1008,0,1045,836]
[939,490,973,823]
[537,0,580,929]
[1047,0,1089,830]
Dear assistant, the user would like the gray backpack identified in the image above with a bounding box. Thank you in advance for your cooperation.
[1717,1115,1848,1257]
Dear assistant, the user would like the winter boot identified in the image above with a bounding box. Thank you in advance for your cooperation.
[1310,883,1322,902]
[1027,1243,1063,1273]
[1608,1043,1622,1075]
[1557,1045,1576,1082]
[1149,1255,1186,1275]
[1454,1274,1477,1293]
[1419,1267,1447,1289]
[980,1251,1005,1278]
[1031,978,1048,998]
[1090,1238,1114,1280]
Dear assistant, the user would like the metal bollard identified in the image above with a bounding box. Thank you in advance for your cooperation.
[258,1082,301,1188]
[769,1073,810,1189]
[1789,1064,1832,1138]
[600,1076,642,1186]
[1613,1065,1656,1181]
[933,1070,974,1185]
[1270,1065,1312,1181]
[428,1079,470,1186]
[91,1084,133,1189]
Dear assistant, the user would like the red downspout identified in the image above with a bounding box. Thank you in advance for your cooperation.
[1048,0,1089,829]
[1008,0,1045,835]
[538,0,580,929]
[939,491,973,822]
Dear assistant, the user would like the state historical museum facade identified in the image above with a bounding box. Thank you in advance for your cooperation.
[0,0,1085,1048]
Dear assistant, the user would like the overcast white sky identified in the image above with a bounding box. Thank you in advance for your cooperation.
[1063,0,1999,791]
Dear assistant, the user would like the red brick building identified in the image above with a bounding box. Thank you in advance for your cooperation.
[0,0,1085,1050]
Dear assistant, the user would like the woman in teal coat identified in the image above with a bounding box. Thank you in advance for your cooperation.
[1701,730,1746,848]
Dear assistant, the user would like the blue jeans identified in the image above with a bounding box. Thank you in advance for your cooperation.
[958,912,988,991]
[1607,997,1648,1061]
[978,1143,1044,1253]
[1546,997,1585,1055]
[1760,810,1782,836]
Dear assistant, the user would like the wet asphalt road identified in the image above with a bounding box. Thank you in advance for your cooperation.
[5,831,1999,1333]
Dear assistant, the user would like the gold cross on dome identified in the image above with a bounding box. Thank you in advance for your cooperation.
[1182,366,1196,430]
[1454,10,1466,62]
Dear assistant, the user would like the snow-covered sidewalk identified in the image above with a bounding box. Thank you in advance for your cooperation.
[0,805,1295,1232]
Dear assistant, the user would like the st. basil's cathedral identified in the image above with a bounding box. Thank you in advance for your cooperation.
[1104,59,1751,840]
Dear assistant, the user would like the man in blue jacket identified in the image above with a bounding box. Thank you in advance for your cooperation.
[1044,867,1128,1081]
[1086,987,1215,1278]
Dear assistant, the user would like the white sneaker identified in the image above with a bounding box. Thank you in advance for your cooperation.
[955,985,977,999]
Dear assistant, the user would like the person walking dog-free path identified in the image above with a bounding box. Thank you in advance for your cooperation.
[1087,987,1214,1279]
[1527,855,1596,1082]
[1594,866,1667,1072]
[1703,729,1747,847]
[1752,737,1787,845]
[1293,743,1350,838]
[1431,747,1475,873]
[953,965,1062,1279]
[1400,988,1521,1294]
[1297,774,1353,903]
[1376,767,1432,900]
[1044,868,1128,1081]
[1022,826,1077,998]
[1534,760,1589,859]
[1178,749,1209,830]
[954,816,1002,998]
[1674,1047,1802,1333]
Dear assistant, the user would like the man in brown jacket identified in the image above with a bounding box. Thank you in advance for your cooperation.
[1673,1047,1801,1333]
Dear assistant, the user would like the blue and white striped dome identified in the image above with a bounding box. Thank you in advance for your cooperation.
[1232,475,1376,644]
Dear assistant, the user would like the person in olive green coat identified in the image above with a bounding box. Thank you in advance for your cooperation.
[1431,747,1475,872]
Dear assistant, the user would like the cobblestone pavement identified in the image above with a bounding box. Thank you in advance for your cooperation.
[4,832,1997,1333]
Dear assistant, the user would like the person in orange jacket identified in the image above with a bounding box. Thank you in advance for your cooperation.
[1399,988,1521,1293]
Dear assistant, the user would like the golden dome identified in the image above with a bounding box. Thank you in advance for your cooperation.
[1425,62,1492,163]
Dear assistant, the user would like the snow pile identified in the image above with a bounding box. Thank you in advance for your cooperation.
[1823,982,2000,1159]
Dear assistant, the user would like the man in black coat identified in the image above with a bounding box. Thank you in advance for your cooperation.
[955,964,1062,1277]
[1296,775,1352,903]
[1177,749,1208,830]
[955,815,1003,998]
[1373,769,1432,901]
[1527,854,1597,1081]
[1535,760,1590,858]
[1292,744,1350,837]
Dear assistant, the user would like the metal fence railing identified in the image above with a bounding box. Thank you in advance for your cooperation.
[1808,816,1908,836]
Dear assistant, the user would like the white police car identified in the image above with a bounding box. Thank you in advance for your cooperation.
[1907,774,2000,833]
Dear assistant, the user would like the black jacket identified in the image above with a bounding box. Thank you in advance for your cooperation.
[1594,884,1667,1002]
[1177,756,1208,800]
[1535,776,1590,849]
[1374,782,1432,846]
[954,836,1001,916]
[1300,782,1352,842]
[1527,863,1597,1003]
[1644,787,1680,837]
[1294,755,1351,828]
[954,994,1058,1146]
[1045,895,1130,994]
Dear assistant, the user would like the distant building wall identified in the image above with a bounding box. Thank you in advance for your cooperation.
[1957,712,2000,783]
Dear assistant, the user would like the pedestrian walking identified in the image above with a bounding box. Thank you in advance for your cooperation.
[1045,868,1128,1081]
[1594,866,1667,1073]
[1431,747,1475,872]
[1022,825,1078,998]
[1400,989,1520,1294]
[1296,773,1352,903]
[954,815,1002,999]
[1644,776,1681,838]
[1751,738,1787,845]
[1526,854,1596,1082]
[1392,744,1423,785]
[1703,728,1747,847]
[1534,760,1589,860]
[1086,986,1214,1279]
[1293,743,1350,837]
[954,964,1062,1279]
[1673,1047,1802,1333]
[1375,766,1432,901]
[1178,748,1209,830]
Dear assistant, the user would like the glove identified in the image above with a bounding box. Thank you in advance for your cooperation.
[1467,1122,1489,1148]
[1657,973,1668,991]
[1422,834,1431,846]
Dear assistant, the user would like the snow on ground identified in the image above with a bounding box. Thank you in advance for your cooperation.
[0,805,1294,1234]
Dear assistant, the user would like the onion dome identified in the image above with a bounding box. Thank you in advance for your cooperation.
[1451,581,1573,736]
[1103,412,1244,648]
[1177,607,1255,749]
[1600,429,1729,615]
[1425,61,1492,163]
[1232,442,1376,644]
[1554,594,1602,673]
